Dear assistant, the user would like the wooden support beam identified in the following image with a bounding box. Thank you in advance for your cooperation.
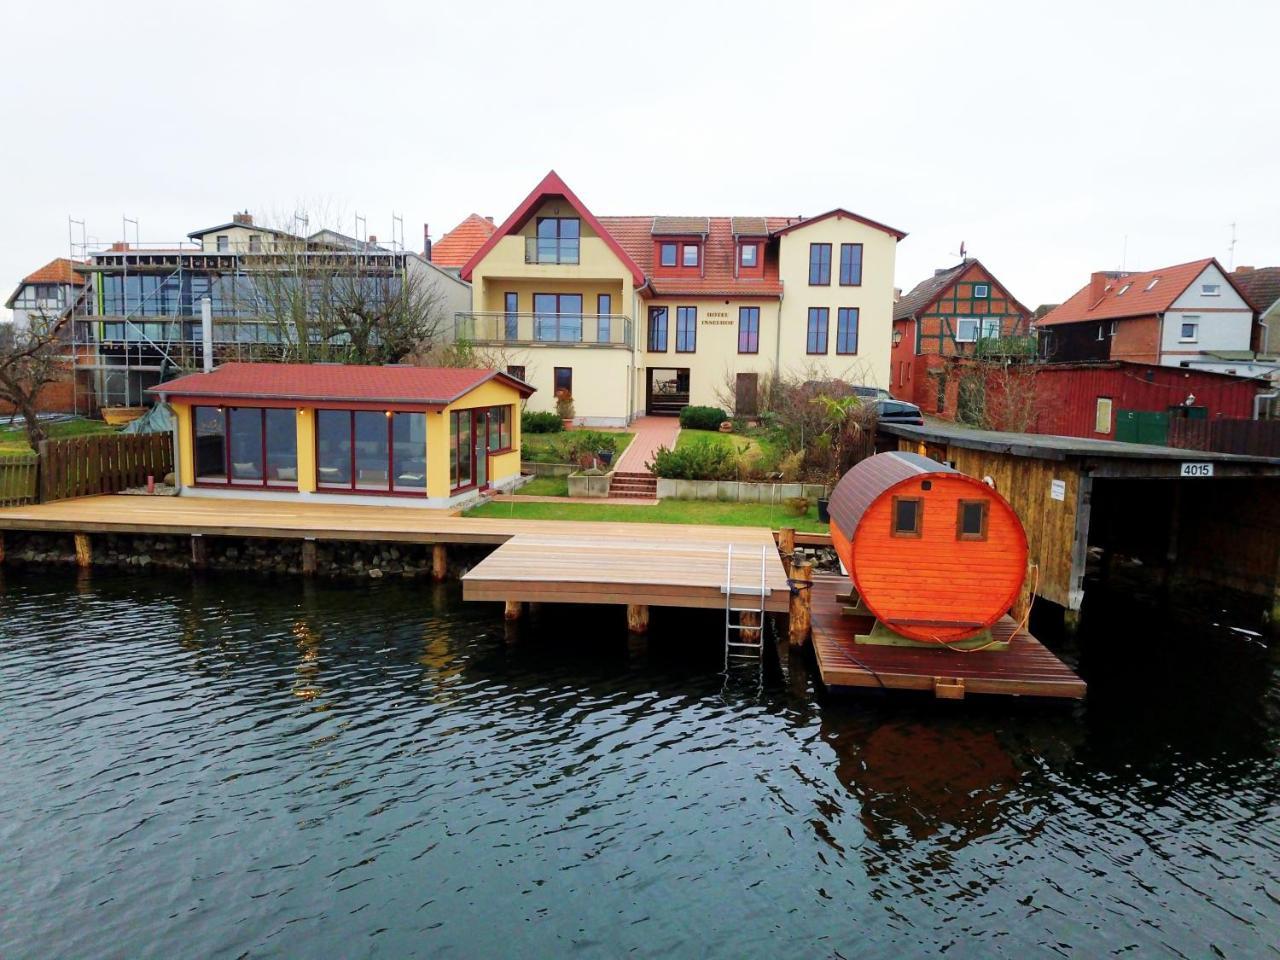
[739,611,761,644]
[190,534,207,570]
[934,676,966,700]
[788,560,813,648]
[301,539,317,576]
[0,531,5,566]
[432,543,448,582]
[503,599,522,621]
[777,527,795,577]
[1010,558,1034,624]
[74,533,92,568]
[626,603,649,634]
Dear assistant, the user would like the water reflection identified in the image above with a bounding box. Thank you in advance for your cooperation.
[0,566,1274,959]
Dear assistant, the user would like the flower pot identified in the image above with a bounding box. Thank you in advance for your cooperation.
[817,497,831,524]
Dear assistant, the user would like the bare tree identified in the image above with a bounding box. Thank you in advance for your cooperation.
[244,216,451,365]
[0,312,65,447]
[956,358,1042,432]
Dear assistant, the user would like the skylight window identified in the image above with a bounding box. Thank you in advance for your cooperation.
[1145,277,1160,291]
[1116,283,1131,295]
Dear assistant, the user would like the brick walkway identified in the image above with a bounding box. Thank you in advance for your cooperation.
[615,416,680,475]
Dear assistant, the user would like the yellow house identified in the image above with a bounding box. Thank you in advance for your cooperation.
[455,171,906,425]
[150,362,533,508]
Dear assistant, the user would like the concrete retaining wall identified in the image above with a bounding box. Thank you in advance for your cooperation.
[656,479,828,502]
[567,472,613,498]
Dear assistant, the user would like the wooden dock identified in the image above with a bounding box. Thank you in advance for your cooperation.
[0,496,791,616]
[809,574,1086,700]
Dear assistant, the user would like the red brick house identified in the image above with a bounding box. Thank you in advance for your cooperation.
[890,258,1031,416]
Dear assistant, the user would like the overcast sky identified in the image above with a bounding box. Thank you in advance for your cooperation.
[2,0,1277,320]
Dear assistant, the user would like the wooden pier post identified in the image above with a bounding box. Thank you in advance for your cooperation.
[301,539,317,576]
[190,534,207,571]
[626,603,649,634]
[0,531,5,566]
[74,533,92,568]
[788,560,813,648]
[777,527,795,577]
[432,543,448,582]
[740,611,762,643]
[504,599,523,621]
[1010,558,1034,626]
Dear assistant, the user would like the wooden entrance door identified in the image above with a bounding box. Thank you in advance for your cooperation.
[735,373,759,416]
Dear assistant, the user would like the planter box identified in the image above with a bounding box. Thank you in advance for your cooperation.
[654,478,831,503]
[521,461,575,477]
[567,471,613,498]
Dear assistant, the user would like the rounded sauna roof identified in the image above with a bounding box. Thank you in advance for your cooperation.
[828,452,1028,643]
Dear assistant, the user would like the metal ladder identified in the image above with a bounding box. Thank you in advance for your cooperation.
[723,544,768,667]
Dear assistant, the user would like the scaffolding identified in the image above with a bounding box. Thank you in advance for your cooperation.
[65,216,412,414]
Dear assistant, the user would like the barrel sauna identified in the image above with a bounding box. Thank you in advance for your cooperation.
[828,451,1028,645]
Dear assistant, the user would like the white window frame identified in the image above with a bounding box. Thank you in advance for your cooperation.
[1116,283,1131,296]
[1201,283,1221,297]
[1145,277,1160,291]
[955,318,979,343]
[973,283,990,299]
[1109,320,1118,337]
[1179,318,1199,342]
[980,317,1001,340]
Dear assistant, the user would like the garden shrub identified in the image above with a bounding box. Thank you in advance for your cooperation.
[678,405,729,431]
[646,436,739,480]
[522,411,563,434]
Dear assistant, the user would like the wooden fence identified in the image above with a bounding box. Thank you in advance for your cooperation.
[38,433,173,503]
[0,454,39,508]
[1169,418,1280,459]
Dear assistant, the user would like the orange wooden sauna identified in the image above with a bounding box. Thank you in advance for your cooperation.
[828,451,1028,648]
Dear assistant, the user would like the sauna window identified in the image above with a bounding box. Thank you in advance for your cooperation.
[891,497,922,537]
[957,500,989,541]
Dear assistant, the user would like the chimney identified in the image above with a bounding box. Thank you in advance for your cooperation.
[934,268,950,276]
[368,235,377,244]
[110,241,130,252]
[485,216,494,224]
[232,211,253,226]
[1089,271,1112,304]
[1235,265,1254,275]
[423,223,432,261]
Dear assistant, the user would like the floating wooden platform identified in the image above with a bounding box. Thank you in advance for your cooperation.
[0,495,791,613]
[463,531,790,612]
[809,574,1086,700]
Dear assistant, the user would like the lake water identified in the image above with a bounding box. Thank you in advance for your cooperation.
[1,567,1276,959]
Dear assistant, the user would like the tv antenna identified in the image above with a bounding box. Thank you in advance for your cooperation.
[951,240,968,260]
[122,215,139,248]
[1227,222,1237,270]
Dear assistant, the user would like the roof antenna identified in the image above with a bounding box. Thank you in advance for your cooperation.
[1120,234,1127,272]
[951,240,967,261]
[1227,222,1237,271]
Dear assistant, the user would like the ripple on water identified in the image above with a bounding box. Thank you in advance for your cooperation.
[0,567,1277,959]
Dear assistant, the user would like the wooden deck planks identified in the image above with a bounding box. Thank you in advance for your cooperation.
[0,495,792,613]
[809,573,1086,700]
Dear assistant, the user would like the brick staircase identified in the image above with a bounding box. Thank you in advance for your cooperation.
[608,470,657,499]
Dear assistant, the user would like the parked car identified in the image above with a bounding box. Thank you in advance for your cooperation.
[874,398,924,425]
[850,384,892,400]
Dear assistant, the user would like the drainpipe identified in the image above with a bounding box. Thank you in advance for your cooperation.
[1259,316,1269,355]
[774,284,784,380]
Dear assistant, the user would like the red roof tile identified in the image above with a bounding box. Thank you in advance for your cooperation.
[149,362,533,404]
[599,216,786,297]
[430,214,496,268]
[22,258,85,286]
[1038,258,1221,327]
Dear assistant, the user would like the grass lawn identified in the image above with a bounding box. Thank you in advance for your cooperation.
[517,475,569,497]
[466,497,826,532]
[0,417,118,454]
[521,431,634,464]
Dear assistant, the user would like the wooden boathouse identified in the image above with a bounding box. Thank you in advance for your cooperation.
[880,421,1280,620]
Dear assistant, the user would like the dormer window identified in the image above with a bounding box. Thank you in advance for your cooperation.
[660,243,677,267]
[682,243,699,267]
[739,243,758,268]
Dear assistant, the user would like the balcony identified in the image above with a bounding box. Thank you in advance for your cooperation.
[523,236,580,265]
[454,312,632,348]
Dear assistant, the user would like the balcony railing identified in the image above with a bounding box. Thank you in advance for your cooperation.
[523,236,580,265]
[455,311,632,348]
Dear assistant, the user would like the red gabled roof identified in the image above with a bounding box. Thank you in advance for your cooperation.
[1037,258,1229,326]
[460,171,647,286]
[430,214,497,269]
[149,362,534,404]
[768,208,907,241]
[22,258,85,287]
[599,216,785,297]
